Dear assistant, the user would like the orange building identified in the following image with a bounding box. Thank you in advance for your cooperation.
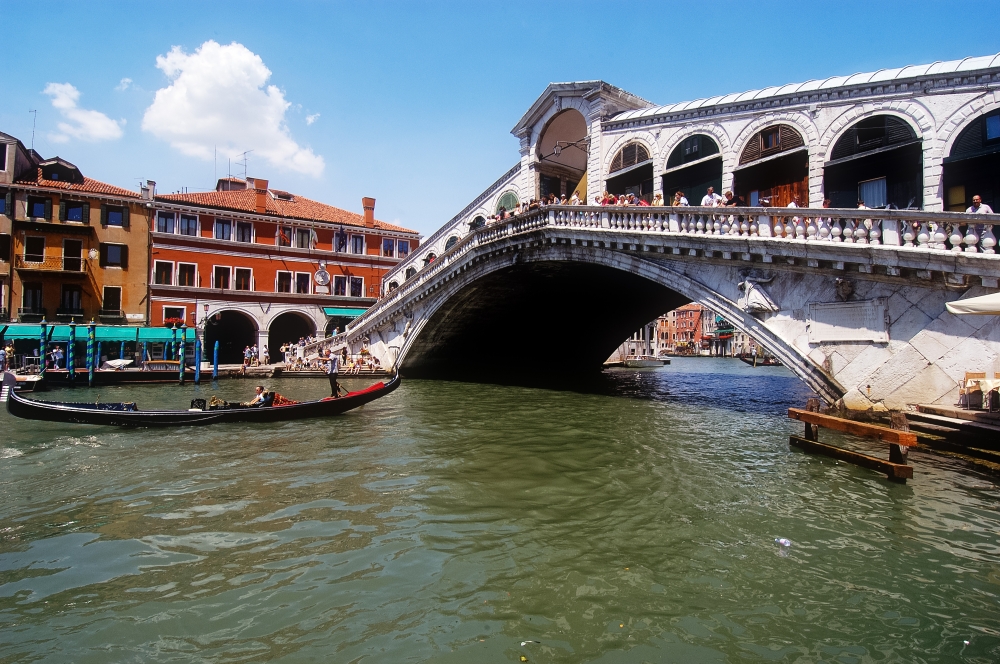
[149,177,420,362]
[662,303,705,354]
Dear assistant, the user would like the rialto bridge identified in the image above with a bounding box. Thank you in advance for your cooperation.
[309,204,1000,412]
[303,54,1000,412]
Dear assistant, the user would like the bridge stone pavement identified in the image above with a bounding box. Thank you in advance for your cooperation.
[306,205,1000,413]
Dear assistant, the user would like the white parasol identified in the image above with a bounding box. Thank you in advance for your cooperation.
[946,291,1000,316]
[100,359,134,369]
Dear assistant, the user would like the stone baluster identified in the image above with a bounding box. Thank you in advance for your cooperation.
[982,224,997,254]
[963,224,980,253]
[749,215,759,237]
[841,219,855,243]
[817,217,831,241]
[901,221,916,247]
[915,222,930,250]
[854,218,870,245]
[712,216,722,235]
[948,223,964,252]
[806,216,818,241]
[830,218,843,242]
[931,222,947,250]
[740,216,750,236]
[868,219,882,246]
[720,216,731,235]
[772,216,785,239]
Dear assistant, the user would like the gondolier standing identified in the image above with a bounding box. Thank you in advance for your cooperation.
[325,349,341,397]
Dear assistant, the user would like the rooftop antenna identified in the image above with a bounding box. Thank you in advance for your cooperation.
[28,109,37,150]
[237,150,253,180]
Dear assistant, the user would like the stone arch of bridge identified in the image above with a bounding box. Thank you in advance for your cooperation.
[392,243,842,402]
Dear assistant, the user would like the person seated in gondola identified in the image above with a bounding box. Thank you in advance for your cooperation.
[246,385,274,407]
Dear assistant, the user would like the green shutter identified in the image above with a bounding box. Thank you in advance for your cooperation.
[98,243,108,267]
[121,205,130,229]
[59,200,67,221]
[100,204,107,227]
[120,245,129,269]
[81,202,90,224]
[43,197,52,221]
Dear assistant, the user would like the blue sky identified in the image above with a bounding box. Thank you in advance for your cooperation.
[1,0,997,236]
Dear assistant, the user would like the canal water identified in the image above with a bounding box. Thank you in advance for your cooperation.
[1,358,998,663]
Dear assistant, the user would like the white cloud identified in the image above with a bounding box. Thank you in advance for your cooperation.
[43,83,124,143]
[116,78,133,91]
[306,113,320,125]
[142,41,324,176]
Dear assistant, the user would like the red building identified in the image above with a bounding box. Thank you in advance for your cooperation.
[149,177,420,362]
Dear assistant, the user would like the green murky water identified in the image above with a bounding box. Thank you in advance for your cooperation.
[1,358,998,662]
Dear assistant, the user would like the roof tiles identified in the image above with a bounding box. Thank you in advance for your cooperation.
[15,168,141,198]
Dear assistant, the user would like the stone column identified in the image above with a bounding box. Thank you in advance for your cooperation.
[922,141,944,211]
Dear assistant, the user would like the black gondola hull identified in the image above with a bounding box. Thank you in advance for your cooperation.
[5,374,400,427]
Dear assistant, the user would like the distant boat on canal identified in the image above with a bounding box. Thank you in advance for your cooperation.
[623,355,669,368]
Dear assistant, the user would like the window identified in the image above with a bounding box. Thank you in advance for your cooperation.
[25,237,44,262]
[397,240,410,257]
[179,214,198,236]
[278,226,292,247]
[987,114,1000,142]
[0,191,6,216]
[295,228,311,249]
[213,266,231,289]
[62,239,82,272]
[350,235,364,255]
[64,202,85,222]
[382,238,395,257]
[0,234,9,261]
[334,231,348,252]
[100,244,128,268]
[22,283,42,312]
[858,177,887,209]
[295,273,311,294]
[60,285,82,313]
[235,222,253,243]
[350,276,363,298]
[163,307,185,324]
[157,211,175,233]
[154,261,174,285]
[234,268,252,290]
[762,128,780,150]
[405,266,416,279]
[469,217,486,231]
[609,143,650,173]
[276,271,292,293]
[177,263,196,287]
[105,206,124,226]
[28,196,50,219]
[214,219,232,240]
[445,236,459,251]
[333,275,346,296]
[102,286,122,312]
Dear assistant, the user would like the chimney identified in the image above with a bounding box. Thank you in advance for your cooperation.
[362,197,375,228]
[253,178,269,214]
[141,179,156,200]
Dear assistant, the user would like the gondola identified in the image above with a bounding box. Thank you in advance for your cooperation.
[5,373,400,427]
[737,354,782,367]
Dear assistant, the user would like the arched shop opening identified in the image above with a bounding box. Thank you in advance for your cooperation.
[445,235,460,251]
[733,125,807,207]
[470,215,487,231]
[662,135,722,204]
[495,191,519,215]
[536,109,588,200]
[943,108,1000,211]
[824,115,922,209]
[268,311,316,352]
[203,310,258,364]
[606,142,653,202]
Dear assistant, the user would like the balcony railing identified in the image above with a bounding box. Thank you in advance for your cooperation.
[13,255,87,273]
[17,308,46,322]
[98,309,126,321]
[56,307,86,318]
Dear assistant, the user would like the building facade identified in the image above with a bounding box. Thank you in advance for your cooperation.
[149,178,420,362]
[1,133,149,327]
[385,53,1000,289]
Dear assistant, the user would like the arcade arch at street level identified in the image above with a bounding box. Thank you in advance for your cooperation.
[204,310,258,364]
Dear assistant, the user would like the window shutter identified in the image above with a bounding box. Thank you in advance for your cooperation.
[59,200,67,221]
[100,204,107,227]
[120,245,129,269]
[99,243,108,267]
[121,206,130,229]
[81,202,90,224]
[43,198,52,221]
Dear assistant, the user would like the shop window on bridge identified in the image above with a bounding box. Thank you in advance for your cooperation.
[469,216,486,231]
[825,115,921,209]
[943,109,1000,212]
[607,142,653,203]
[405,266,417,280]
[496,192,518,215]
[663,134,722,204]
[734,125,807,208]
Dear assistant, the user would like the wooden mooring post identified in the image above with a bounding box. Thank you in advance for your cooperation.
[788,403,915,482]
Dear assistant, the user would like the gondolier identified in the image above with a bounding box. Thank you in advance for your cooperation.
[325,349,341,397]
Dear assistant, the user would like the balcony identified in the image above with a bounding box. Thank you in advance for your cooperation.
[98,309,126,323]
[56,307,86,319]
[14,255,88,275]
[17,307,47,322]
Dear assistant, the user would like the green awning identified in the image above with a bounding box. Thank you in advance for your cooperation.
[0,324,185,342]
[323,307,368,318]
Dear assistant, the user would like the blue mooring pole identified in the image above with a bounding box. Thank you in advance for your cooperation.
[213,340,219,380]
[87,322,95,387]
[68,321,76,384]
[178,325,187,384]
[194,338,202,384]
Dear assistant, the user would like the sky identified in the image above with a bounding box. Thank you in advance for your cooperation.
[1,0,998,236]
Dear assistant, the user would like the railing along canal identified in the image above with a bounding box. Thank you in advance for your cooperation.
[307,205,999,357]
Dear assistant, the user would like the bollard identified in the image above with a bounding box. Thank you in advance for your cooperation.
[194,339,202,384]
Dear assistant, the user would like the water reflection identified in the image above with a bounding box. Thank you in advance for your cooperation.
[0,359,997,662]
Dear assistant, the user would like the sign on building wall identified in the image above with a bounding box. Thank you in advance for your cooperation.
[806,298,889,344]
